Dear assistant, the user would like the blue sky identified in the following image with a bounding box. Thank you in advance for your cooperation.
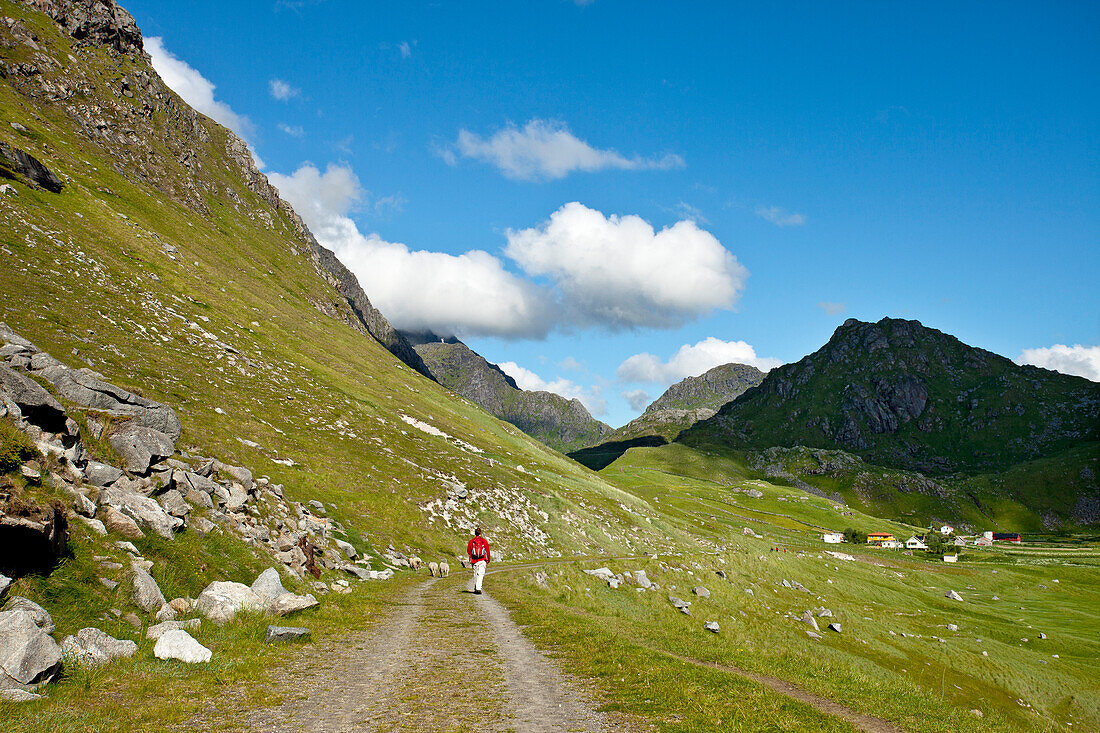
[129,0,1099,427]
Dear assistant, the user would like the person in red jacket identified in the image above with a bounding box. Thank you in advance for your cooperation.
[466,527,490,594]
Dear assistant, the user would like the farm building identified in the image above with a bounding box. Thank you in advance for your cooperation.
[867,532,896,544]
[881,540,904,549]
[974,536,993,547]
[953,536,968,546]
[992,533,1021,543]
[823,532,844,544]
[906,536,928,550]
[940,524,955,535]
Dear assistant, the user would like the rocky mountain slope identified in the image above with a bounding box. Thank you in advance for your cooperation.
[681,318,1099,475]
[569,363,763,470]
[403,333,612,453]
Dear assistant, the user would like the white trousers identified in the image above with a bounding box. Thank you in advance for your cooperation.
[469,559,486,592]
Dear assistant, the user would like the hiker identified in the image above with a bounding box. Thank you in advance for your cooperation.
[467,527,490,595]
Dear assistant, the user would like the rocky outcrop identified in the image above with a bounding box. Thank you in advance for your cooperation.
[24,0,143,54]
[0,141,63,193]
[646,363,765,414]
[407,336,611,453]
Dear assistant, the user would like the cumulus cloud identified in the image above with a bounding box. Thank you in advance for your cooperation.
[269,78,300,101]
[622,388,651,411]
[146,37,254,142]
[450,119,684,181]
[506,202,747,329]
[817,301,847,316]
[498,362,607,416]
[268,163,554,339]
[1017,344,1100,382]
[278,123,305,137]
[755,205,806,227]
[617,337,781,384]
[559,356,583,371]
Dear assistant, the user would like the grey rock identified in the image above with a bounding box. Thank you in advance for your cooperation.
[0,688,42,701]
[342,565,372,581]
[34,365,180,439]
[703,621,720,633]
[334,538,357,560]
[692,586,710,599]
[745,489,764,499]
[265,625,310,643]
[806,631,823,640]
[154,605,177,623]
[947,623,958,632]
[816,609,833,618]
[153,630,211,663]
[0,609,61,688]
[0,364,66,431]
[184,486,214,510]
[945,590,963,601]
[59,627,136,667]
[269,593,319,616]
[215,462,253,491]
[0,574,10,601]
[101,506,144,539]
[131,566,166,612]
[307,500,326,515]
[668,596,691,610]
[802,611,820,632]
[108,423,175,474]
[0,140,63,193]
[101,486,180,538]
[224,484,248,512]
[250,568,288,605]
[191,516,215,535]
[145,618,200,640]
[2,598,54,635]
[84,461,124,487]
[828,622,842,633]
[78,516,108,536]
[633,570,652,589]
[195,581,263,624]
[157,489,189,518]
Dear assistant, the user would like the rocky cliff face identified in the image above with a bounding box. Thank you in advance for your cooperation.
[681,317,1100,475]
[3,0,429,378]
[646,363,765,414]
[405,336,612,454]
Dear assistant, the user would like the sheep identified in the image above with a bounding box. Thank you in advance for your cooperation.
[428,561,439,577]
[439,561,450,578]
[408,555,423,571]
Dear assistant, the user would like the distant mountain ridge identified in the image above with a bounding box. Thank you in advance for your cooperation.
[402,334,612,453]
[680,317,1100,475]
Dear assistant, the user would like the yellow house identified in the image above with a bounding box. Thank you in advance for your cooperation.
[867,532,896,544]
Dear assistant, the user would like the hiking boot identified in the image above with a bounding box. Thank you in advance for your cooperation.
[474,590,482,595]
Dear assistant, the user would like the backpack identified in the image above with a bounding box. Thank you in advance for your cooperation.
[471,538,486,560]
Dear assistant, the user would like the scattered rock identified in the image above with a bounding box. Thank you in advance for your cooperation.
[195,581,263,624]
[802,611,820,631]
[0,364,66,431]
[101,486,180,539]
[816,608,833,618]
[947,623,958,632]
[0,140,63,193]
[970,709,983,718]
[945,590,963,601]
[703,621,720,633]
[334,538,357,560]
[269,593,319,616]
[154,605,177,623]
[101,506,144,539]
[265,625,310,643]
[692,586,710,599]
[250,568,288,605]
[806,631,823,640]
[153,629,211,663]
[828,623,842,633]
[107,423,175,474]
[59,628,136,667]
[0,609,61,690]
[633,570,652,589]
[1038,632,1046,640]
[131,565,166,612]
[84,461,124,487]
[145,618,200,640]
[307,500,326,515]
[0,574,9,601]
[0,688,41,701]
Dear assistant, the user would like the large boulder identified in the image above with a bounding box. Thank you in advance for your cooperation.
[0,141,63,193]
[100,486,180,539]
[2,597,54,635]
[194,581,263,625]
[100,506,144,539]
[157,490,189,519]
[214,462,253,491]
[0,609,61,690]
[59,628,137,667]
[0,364,66,432]
[269,593,318,616]
[84,461,124,487]
[250,568,288,605]
[153,629,211,663]
[108,424,176,475]
[131,566,166,612]
[33,365,181,440]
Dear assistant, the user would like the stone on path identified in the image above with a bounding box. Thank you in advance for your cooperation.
[265,625,310,643]
[59,628,137,667]
[153,629,211,663]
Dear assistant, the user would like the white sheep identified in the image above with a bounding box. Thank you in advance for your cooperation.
[439,561,450,578]
[428,561,439,577]
[408,555,423,570]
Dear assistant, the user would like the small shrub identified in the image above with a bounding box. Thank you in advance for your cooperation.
[0,420,37,473]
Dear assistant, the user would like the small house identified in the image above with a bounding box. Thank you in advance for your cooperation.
[867,532,895,544]
[940,524,955,535]
[943,554,958,563]
[953,536,968,546]
[974,536,993,547]
[823,532,844,544]
[906,536,928,550]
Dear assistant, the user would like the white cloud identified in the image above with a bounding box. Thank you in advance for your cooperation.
[278,123,305,137]
[817,301,847,316]
[268,163,555,339]
[450,119,684,181]
[559,356,583,371]
[622,388,651,411]
[617,337,781,384]
[498,362,606,416]
[372,193,406,215]
[506,202,747,329]
[269,78,300,101]
[146,37,254,142]
[398,41,412,58]
[1017,344,1100,382]
[755,205,806,227]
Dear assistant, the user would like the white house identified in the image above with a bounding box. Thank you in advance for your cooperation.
[823,532,844,544]
[974,536,993,547]
[943,554,958,563]
[906,536,928,550]
[881,540,904,549]
[953,536,968,546]
[940,524,955,535]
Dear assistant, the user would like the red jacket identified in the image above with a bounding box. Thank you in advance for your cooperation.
[467,536,490,564]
